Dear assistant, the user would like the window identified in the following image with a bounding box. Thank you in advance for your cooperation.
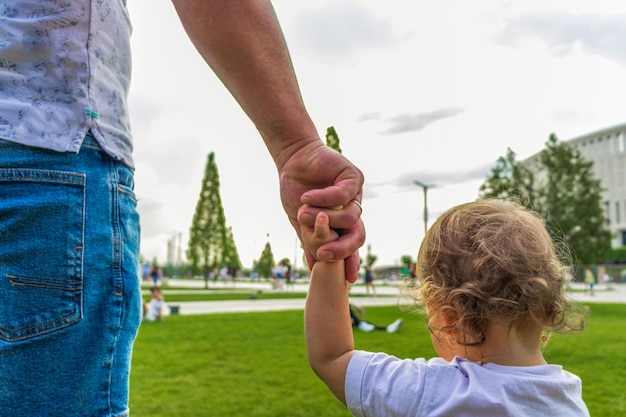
[616,201,621,224]
[590,140,595,158]
[619,132,625,153]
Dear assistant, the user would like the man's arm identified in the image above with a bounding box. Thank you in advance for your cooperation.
[171,0,365,281]
[171,0,314,165]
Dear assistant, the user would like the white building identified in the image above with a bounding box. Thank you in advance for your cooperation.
[560,122,626,248]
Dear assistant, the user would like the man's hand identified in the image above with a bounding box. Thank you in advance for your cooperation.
[282,141,365,282]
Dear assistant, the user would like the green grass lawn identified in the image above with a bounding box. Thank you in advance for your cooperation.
[130,303,626,416]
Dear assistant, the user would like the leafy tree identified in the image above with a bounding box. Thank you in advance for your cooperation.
[187,152,241,287]
[400,255,415,277]
[400,255,414,266]
[537,134,611,264]
[478,147,535,207]
[325,126,342,153]
[606,246,626,262]
[479,134,611,265]
[254,241,275,279]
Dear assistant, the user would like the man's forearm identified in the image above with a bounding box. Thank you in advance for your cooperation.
[172,0,319,168]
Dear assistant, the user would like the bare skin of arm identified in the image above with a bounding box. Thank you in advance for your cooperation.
[171,0,364,281]
[301,210,355,403]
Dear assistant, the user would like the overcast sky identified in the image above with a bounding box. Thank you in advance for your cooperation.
[127,0,626,269]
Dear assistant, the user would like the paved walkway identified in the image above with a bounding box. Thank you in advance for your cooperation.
[157,279,626,316]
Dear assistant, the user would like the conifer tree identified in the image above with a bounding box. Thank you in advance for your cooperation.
[255,241,275,279]
[222,226,242,275]
[325,126,342,154]
[187,152,241,286]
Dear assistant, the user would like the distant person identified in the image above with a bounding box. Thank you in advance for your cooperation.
[364,265,377,297]
[349,304,402,333]
[584,267,596,295]
[143,287,166,322]
[284,262,295,291]
[302,200,589,416]
[219,266,230,283]
[272,263,286,290]
[601,272,613,289]
[0,1,365,415]
[142,263,152,283]
[150,264,163,285]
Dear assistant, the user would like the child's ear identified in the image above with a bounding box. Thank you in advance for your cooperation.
[439,308,459,329]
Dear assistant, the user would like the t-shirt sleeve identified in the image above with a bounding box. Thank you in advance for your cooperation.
[345,351,430,417]
[345,351,372,417]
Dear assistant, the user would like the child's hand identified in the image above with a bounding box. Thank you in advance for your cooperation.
[298,206,340,262]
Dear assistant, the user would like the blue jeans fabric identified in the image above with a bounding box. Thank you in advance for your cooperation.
[0,134,141,416]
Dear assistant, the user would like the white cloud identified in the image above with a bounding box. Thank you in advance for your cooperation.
[363,108,466,135]
[496,11,626,65]
[392,163,494,190]
[288,1,398,64]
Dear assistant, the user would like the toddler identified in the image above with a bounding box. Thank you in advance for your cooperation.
[143,286,165,322]
[302,199,589,416]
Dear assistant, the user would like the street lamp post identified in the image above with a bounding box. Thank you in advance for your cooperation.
[414,180,433,235]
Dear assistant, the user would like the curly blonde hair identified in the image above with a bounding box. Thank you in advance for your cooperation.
[404,199,586,345]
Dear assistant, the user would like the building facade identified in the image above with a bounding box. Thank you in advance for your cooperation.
[559,122,626,248]
[566,123,626,248]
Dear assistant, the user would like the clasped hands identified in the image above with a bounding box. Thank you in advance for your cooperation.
[298,198,364,284]
[279,142,365,283]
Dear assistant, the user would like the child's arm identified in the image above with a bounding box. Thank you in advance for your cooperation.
[301,210,355,404]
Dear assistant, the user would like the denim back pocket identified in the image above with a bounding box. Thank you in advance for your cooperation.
[0,169,85,342]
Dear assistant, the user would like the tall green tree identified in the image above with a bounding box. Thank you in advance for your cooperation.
[325,126,342,154]
[478,147,535,207]
[537,134,611,264]
[479,134,611,264]
[254,242,275,279]
[187,152,241,286]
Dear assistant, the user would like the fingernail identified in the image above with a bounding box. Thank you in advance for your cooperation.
[318,251,333,261]
[299,212,314,225]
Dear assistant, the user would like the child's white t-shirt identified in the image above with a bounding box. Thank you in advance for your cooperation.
[346,351,589,417]
[144,299,164,321]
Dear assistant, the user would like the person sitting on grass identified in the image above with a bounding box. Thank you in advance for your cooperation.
[143,286,165,322]
[301,199,590,416]
[349,304,402,333]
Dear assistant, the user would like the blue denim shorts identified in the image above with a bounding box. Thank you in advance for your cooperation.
[0,134,141,416]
